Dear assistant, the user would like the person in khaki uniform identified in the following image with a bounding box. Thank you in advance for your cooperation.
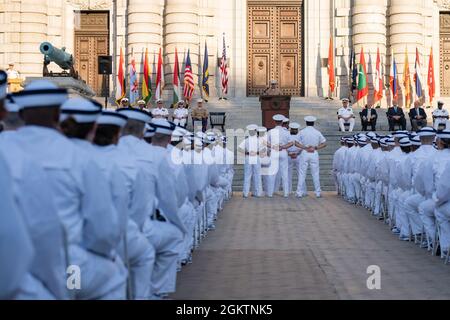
[264,80,282,96]
[191,99,209,132]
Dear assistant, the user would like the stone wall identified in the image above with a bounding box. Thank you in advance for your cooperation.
[0,0,447,104]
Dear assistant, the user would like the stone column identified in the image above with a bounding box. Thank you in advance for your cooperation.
[352,0,388,104]
[127,0,163,95]
[14,0,48,78]
[389,0,424,107]
[164,0,199,99]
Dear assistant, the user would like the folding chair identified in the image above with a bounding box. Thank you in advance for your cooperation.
[209,112,226,132]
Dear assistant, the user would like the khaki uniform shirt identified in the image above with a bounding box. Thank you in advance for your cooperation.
[192,107,209,119]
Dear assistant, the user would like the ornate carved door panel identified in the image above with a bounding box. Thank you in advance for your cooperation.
[247,1,303,96]
[74,11,109,96]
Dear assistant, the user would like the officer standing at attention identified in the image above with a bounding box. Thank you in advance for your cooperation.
[267,114,291,198]
[286,122,302,194]
[238,124,262,198]
[297,116,327,198]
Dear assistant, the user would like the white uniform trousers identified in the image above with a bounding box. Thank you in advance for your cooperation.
[176,200,196,263]
[435,201,450,252]
[143,219,183,295]
[267,152,289,197]
[404,193,426,236]
[338,118,355,132]
[68,244,128,300]
[118,220,155,300]
[174,118,187,128]
[418,199,437,244]
[373,181,383,216]
[434,118,447,130]
[14,273,56,300]
[298,151,321,197]
[243,160,262,197]
[396,189,412,237]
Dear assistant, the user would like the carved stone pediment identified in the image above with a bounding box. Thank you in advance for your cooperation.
[435,0,450,10]
[66,0,112,10]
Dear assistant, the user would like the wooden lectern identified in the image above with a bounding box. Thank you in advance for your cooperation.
[259,95,291,129]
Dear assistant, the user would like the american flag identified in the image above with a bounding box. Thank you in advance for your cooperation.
[220,34,228,95]
[183,49,194,101]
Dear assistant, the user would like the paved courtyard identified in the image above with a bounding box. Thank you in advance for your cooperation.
[173,192,450,300]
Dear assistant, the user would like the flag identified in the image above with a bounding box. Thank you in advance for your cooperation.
[414,47,424,101]
[155,48,163,101]
[172,48,181,107]
[373,47,383,104]
[202,41,209,100]
[349,49,358,91]
[116,47,126,105]
[129,52,138,105]
[390,49,398,101]
[183,49,195,101]
[428,47,435,104]
[142,48,152,104]
[403,47,412,108]
[327,37,335,94]
[220,34,229,96]
[357,47,368,102]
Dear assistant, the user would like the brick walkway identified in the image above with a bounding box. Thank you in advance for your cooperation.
[173,192,450,300]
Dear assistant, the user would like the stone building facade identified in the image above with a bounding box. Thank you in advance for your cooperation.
[1,0,450,106]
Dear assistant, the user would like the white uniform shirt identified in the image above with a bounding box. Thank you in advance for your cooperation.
[239,135,259,164]
[173,108,188,119]
[151,107,169,118]
[0,153,34,299]
[338,107,354,119]
[298,126,326,148]
[432,108,449,118]
[13,126,121,258]
[0,133,67,298]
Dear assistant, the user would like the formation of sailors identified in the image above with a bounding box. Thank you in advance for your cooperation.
[239,114,327,198]
[333,127,450,262]
[0,70,234,300]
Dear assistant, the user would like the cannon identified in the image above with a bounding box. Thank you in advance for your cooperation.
[40,42,79,79]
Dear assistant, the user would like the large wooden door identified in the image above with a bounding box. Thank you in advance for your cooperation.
[247,1,303,96]
[74,11,109,96]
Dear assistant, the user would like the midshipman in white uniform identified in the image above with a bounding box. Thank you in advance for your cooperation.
[297,116,327,198]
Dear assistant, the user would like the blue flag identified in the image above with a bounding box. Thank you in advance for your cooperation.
[202,42,209,100]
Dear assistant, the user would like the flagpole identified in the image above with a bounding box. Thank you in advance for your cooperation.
[112,0,117,107]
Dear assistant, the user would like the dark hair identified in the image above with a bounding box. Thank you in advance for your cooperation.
[441,138,450,149]
[400,146,411,153]
[60,117,95,139]
[306,121,314,126]
[94,124,120,146]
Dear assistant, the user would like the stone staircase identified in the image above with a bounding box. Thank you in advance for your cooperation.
[200,97,398,192]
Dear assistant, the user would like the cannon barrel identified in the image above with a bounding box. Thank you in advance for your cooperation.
[40,42,74,70]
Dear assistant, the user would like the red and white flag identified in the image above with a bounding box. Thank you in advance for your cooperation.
[220,34,229,96]
[183,49,195,101]
[155,48,163,101]
[373,47,383,105]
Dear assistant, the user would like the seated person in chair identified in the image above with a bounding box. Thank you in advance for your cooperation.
[360,104,377,131]
[191,99,209,132]
[387,104,407,130]
[338,98,355,132]
[410,100,427,131]
[173,100,188,128]
[432,101,449,131]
